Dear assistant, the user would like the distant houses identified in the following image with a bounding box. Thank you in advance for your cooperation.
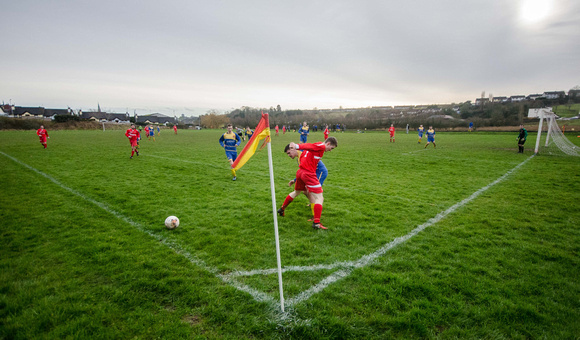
[543,91,566,100]
[474,98,490,105]
[475,91,570,104]
[510,95,526,102]
[0,106,72,119]
[0,105,179,125]
[135,113,177,125]
[79,110,130,123]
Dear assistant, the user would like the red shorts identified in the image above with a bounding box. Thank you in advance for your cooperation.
[389,132,395,137]
[130,139,138,147]
[39,137,47,143]
[294,168,323,194]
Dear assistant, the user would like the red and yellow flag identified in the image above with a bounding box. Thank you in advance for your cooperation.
[231,113,271,175]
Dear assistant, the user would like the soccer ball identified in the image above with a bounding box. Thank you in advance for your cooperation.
[165,216,180,230]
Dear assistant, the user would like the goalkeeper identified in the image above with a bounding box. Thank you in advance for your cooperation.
[517,124,528,153]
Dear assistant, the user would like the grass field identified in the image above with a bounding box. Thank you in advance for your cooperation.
[554,103,580,118]
[1,128,579,339]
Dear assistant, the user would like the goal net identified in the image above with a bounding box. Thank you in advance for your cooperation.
[529,108,579,156]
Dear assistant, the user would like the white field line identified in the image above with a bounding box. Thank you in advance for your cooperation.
[4,149,534,313]
[225,155,535,308]
[0,151,277,307]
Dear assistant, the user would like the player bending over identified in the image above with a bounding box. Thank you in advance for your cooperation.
[284,144,328,222]
[278,137,337,230]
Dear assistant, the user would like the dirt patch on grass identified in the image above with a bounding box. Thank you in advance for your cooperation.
[182,314,202,326]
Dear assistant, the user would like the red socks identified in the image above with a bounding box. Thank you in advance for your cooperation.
[281,195,294,209]
[313,204,322,223]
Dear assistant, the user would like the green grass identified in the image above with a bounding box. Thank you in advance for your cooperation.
[554,103,580,118]
[1,129,579,339]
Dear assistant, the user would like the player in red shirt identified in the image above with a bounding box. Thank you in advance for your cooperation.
[36,125,49,149]
[125,124,141,159]
[323,125,329,140]
[278,136,338,230]
[275,125,279,136]
[388,124,395,143]
[173,125,177,134]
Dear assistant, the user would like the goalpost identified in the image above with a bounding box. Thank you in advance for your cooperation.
[528,108,579,156]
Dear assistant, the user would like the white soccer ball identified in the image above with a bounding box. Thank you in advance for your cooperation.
[165,216,180,230]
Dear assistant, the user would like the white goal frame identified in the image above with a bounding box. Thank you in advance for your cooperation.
[530,108,579,156]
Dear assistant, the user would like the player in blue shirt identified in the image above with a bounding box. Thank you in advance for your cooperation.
[245,126,254,141]
[417,124,424,144]
[424,126,436,148]
[298,121,309,143]
[219,124,241,180]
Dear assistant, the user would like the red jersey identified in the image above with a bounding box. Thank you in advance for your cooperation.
[275,125,279,132]
[296,142,326,173]
[323,128,329,140]
[389,126,395,135]
[125,128,140,141]
[37,129,48,139]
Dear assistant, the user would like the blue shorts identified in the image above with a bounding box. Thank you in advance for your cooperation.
[317,168,328,186]
[427,136,434,143]
[226,151,237,161]
[300,135,308,143]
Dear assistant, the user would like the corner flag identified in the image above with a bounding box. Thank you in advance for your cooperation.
[230,112,285,312]
[231,112,271,175]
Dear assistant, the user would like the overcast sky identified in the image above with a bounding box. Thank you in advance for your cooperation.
[1,0,579,116]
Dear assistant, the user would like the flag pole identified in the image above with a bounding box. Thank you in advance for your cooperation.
[267,140,285,312]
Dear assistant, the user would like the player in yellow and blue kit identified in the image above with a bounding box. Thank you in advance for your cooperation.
[424,126,436,148]
[219,124,241,180]
[298,121,309,143]
[417,124,424,143]
[245,126,254,141]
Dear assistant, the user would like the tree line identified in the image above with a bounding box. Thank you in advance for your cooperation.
[199,94,579,130]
